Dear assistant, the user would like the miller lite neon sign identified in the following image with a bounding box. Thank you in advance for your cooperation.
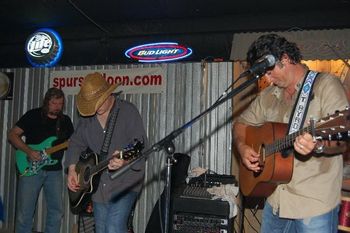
[125,42,192,63]
[25,28,63,67]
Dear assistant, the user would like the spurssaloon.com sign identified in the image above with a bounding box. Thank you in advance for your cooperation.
[50,67,167,95]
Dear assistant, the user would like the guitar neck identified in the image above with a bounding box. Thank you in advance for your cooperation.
[89,150,135,175]
[266,126,311,154]
[45,141,69,154]
[92,158,112,174]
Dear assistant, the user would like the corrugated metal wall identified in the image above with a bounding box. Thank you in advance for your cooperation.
[0,61,233,233]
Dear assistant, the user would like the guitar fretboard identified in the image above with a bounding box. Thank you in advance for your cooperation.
[265,125,312,155]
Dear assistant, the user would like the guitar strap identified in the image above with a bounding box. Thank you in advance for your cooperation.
[99,96,120,162]
[287,70,318,134]
[55,114,64,142]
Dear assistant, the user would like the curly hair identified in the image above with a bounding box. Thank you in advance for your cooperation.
[42,87,65,116]
[246,34,302,66]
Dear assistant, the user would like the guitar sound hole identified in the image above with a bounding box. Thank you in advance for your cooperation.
[84,168,91,182]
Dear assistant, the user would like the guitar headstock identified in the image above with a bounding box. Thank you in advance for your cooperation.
[314,108,350,141]
[118,140,144,160]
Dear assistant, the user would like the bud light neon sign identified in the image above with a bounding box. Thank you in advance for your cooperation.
[125,42,192,63]
[25,28,63,67]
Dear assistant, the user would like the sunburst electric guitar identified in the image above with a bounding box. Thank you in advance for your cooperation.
[68,140,144,214]
[239,108,350,197]
[15,136,68,176]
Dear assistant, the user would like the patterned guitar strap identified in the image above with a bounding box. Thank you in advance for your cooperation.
[281,70,318,157]
[287,70,318,135]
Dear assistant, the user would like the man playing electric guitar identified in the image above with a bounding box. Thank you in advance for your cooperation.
[233,34,348,233]
[8,88,74,233]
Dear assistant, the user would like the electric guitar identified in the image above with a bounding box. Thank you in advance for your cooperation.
[15,136,68,176]
[68,140,144,214]
[239,108,350,197]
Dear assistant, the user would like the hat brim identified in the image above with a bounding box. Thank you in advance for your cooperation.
[77,83,119,116]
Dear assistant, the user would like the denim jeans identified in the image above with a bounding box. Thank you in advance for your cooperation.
[93,191,138,233]
[0,195,3,222]
[261,202,340,233]
[16,170,63,233]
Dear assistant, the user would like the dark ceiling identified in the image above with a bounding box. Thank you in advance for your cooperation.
[0,0,350,68]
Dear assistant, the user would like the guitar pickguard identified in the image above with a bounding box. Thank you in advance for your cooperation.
[25,154,58,175]
[15,136,68,176]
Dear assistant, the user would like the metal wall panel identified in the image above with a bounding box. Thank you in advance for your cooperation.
[0,61,233,233]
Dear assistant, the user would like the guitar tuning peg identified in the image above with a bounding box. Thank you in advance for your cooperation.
[337,132,343,140]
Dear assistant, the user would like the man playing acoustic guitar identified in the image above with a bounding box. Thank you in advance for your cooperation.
[233,34,348,233]
[65,72,148,233]
[8,88,74,233]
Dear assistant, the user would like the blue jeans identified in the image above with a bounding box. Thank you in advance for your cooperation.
[16,170,63,233]
[93,191,138,233]
[261,202,339,233]
[0,195,3,222]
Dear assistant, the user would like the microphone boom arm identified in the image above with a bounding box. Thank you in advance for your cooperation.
[110,73,262,179]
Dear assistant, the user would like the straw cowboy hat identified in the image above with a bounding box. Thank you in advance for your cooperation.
[77,72,119,116]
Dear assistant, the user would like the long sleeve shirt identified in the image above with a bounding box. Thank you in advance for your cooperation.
[65,97,148,203]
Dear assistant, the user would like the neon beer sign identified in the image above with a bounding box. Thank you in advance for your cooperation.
[125,42,192,62]
[25,28,63,67]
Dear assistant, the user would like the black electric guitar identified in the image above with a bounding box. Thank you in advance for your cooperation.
[68,140,144,214]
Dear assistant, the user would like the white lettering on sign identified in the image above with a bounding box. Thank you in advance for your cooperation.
[50,67,167,95]
[27,32,53,57]
[137,49,179,56]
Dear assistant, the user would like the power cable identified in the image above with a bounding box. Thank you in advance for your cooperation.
[67,0,110,35]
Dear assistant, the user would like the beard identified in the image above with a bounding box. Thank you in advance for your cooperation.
[48,109,62,116]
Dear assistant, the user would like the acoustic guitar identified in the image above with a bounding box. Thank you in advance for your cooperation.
[239,108,350,197]
[68,140,144,214]
[15,136,68,176]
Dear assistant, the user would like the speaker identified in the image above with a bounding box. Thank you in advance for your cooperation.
[171,195,233,233]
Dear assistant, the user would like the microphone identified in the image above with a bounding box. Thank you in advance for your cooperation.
[240,54,276,78]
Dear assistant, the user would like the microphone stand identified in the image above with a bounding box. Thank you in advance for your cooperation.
[111,73,261,233]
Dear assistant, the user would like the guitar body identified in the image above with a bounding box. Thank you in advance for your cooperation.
[15,136,59,176]
[68,152,101,214]
[68,140,144,214]
[239,122,294,197]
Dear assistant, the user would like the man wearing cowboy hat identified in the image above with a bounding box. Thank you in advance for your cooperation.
[65,72,148,233]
